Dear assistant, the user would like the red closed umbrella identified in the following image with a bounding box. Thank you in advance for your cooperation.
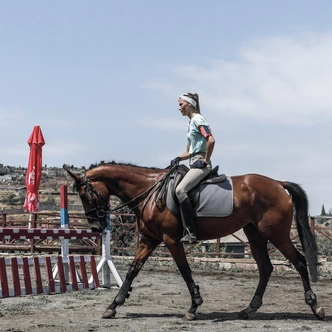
[23,125,45,213]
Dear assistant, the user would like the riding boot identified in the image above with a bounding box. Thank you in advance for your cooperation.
[179,197,197,244]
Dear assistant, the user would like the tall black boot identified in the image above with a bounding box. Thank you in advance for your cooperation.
[179,197,197,244]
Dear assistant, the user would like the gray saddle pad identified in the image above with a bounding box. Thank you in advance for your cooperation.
[166,176,233,218]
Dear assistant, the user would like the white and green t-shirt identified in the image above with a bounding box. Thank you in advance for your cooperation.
[187,114,212,154]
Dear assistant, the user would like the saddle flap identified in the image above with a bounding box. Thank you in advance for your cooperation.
[166,175,234,218]
[169,164,189,198]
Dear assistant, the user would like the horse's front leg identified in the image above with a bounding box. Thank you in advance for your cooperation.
[102,235,161,319]
[165,239,203,321]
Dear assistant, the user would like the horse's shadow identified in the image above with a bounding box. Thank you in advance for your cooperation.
[124,311,332,322]
[199,311,332,322]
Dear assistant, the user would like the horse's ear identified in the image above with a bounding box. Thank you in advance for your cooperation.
[63,167,82,193]
[63,166,80,182]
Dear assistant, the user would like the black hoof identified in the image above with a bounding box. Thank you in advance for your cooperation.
[238,310,249,320]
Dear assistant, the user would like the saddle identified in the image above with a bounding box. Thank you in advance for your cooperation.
[168,164,226,203]
[157,165,233,218]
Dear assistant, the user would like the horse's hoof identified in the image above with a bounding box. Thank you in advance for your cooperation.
[102,309,116,319]
[238,305,258,320]
[238,310,249,320]
[183,312,197,321]
[313,307,325,320]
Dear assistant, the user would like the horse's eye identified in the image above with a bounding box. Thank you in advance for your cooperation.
[81,187,88,197]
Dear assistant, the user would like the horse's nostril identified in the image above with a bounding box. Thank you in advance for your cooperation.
[90,221,102,232]
[91,226,102,232]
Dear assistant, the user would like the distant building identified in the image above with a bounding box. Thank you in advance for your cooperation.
[0,164,7,175]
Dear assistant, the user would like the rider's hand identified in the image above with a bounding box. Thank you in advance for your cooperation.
[170,157,181,166]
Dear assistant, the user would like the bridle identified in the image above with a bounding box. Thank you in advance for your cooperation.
[76,174,110,221]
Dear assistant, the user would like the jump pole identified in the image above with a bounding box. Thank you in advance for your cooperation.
[60,185,70,257]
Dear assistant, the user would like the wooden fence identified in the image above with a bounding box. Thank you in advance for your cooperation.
[1,211,331,260]
[0,211,100,255]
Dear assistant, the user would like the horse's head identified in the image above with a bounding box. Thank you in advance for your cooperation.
[65,168,109,232]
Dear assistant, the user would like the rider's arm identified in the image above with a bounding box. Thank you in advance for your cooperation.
[198,125,215,164]
[204,135,215,164]
[179,144,190,161]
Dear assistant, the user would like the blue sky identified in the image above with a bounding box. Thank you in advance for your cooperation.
[0,1,331,215]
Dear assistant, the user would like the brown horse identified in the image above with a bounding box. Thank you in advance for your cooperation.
[66,162,325,321]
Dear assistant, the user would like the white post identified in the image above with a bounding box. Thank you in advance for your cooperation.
[53,186,69,281]
[89,214,123,288]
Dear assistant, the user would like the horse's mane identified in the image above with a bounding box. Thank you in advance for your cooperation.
[88,160,162,171]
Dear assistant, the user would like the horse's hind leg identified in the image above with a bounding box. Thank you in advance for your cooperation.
[270,236,325,320]
[102,235,161,319]
[239,224,273,319]
[165,239,203,321]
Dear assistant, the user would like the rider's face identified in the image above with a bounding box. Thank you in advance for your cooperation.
[178,99,193,117]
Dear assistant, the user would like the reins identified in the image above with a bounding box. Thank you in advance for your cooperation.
[109,162,178,213]
[78,163,177,219]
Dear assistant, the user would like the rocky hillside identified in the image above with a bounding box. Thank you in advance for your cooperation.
[0,167,83,211]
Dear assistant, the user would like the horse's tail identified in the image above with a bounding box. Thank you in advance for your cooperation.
[283,181,318,282]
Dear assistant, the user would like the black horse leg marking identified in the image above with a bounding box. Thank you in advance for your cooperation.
[271,239,325,320]
[188,283,203,316]
[239,225,273,319]
[102,235,161,319]
[165,241,203,320]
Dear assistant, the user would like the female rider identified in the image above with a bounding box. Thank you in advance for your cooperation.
[171,93,215,244]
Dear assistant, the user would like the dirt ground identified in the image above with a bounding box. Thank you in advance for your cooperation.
[0,265,331,332]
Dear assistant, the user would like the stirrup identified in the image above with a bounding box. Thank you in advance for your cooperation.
[180,232,197,244]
